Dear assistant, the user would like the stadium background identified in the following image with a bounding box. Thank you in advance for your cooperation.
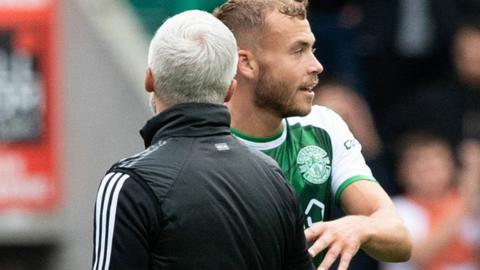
[0,0,479,269]
[0,0,184,268]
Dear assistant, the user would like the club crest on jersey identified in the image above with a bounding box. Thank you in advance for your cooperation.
[297,145,331,185]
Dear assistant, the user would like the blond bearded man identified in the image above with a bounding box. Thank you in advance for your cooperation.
[214,1,412,269]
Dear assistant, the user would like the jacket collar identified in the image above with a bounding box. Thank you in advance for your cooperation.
[140,103,231,148]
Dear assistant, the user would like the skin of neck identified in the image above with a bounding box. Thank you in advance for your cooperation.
[227,75,284,138]
[153,95,169,115]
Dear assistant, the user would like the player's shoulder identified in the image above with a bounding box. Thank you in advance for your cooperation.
[286,105,344,129]
[247,145,280,167]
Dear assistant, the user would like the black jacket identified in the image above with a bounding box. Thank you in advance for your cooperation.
[92,103,314,270]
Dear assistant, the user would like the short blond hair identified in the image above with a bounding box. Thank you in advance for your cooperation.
[213,0,309,46]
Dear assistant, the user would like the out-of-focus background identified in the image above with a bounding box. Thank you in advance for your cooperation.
[0,0,479,269]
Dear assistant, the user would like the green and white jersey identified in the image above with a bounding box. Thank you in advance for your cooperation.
[232,105,376,227]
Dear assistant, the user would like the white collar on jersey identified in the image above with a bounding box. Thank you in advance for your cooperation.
[234,119,288,151]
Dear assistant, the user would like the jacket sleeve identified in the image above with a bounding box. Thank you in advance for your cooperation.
[276,169,315,270]
[91,171,161,270]
[286,199,316,270]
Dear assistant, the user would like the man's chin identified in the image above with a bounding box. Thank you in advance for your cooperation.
[298,106,313,116]
[282,104,312,118]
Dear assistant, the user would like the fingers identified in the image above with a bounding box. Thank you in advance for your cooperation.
[336,250,355,270]
[305,223,329,257]
[305,219,360,270]
[317,245,340,270]
[308,233,333,257]
[317,246,355,270]
[304,223,326,242]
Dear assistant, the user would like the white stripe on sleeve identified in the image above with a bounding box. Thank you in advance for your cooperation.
[92,172,129,270]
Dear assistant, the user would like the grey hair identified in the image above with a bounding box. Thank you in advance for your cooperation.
[147,10,238,105]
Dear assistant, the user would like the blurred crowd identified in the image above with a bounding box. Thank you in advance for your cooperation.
[127,1,480,269]
[310,1,480,269]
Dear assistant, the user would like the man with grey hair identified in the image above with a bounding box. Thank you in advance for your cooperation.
[92,10,314,270]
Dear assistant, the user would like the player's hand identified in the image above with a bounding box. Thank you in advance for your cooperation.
[304,216,368,270]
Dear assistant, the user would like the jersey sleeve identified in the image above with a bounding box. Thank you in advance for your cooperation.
[92,171,160,270]
[318,107,376,205]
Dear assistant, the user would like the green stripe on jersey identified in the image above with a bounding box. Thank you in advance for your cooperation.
[335,175,377,205]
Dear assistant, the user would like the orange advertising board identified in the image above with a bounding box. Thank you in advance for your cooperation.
[0,0,60,211]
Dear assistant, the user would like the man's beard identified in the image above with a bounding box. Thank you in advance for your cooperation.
[253,63,312,118]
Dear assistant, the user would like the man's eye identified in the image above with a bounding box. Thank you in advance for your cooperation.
[295,48,305,54]
[296,47,315,55]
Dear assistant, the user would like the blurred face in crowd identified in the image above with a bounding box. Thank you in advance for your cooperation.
[454,26,480,89]
[398,142,455,200]
[252,11,323,118]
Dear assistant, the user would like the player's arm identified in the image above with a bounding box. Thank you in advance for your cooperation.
[305,181,411,270]
[303,108,411,270]
[340,180,411,261]
[92,171,160,270]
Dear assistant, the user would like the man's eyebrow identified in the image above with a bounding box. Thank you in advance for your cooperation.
[290,39,315,49]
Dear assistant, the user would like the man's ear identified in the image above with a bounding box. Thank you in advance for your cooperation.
[237,49,257,80]
[224,79,237,103]
[145,67,154,93]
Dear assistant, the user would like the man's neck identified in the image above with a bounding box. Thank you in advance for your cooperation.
[227,100,284,138]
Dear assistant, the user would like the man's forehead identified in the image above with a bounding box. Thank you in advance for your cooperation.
[263,11,313,40]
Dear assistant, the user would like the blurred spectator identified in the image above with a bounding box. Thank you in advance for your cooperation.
[457,140,480,267]
[356,0,480,122]
[382,131,480,270]
[382,16,480,148]
[453,18,480,124]
[308,1,365,94]
[314,79,381,160]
